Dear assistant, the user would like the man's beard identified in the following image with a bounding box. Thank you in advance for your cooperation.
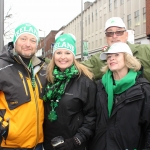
[19,51,34,58]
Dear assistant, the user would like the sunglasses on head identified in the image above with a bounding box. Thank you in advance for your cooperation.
[105,30,126,37]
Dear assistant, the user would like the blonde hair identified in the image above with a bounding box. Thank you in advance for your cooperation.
[46,57,94,83]
[101,52,141,73]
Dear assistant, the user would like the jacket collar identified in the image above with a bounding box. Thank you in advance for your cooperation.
[11,48,43,67]
[126,41,137,55]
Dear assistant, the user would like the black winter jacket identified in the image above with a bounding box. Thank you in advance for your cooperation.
[43,75,97,150]
[0,49,47,149]
[88,77,150,150]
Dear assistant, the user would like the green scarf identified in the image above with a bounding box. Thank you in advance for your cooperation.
[102,69,140,117]
[43,64,79,122]
[28,60,35,89]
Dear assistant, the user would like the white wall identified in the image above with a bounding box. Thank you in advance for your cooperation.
[135,38,150,44]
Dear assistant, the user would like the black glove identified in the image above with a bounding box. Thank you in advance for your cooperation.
[54,137,78,150]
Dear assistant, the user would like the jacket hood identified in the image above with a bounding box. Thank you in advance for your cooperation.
[0,49,15,63]
[0,49,45,67]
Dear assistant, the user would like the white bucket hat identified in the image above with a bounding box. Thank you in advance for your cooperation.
[100,42,133,60]
[105,17,126,31]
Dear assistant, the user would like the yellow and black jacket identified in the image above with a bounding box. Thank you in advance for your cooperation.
[0,49,47,149]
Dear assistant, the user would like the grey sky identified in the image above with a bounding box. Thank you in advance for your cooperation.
[4,0,95,38]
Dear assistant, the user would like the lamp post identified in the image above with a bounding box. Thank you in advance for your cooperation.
[39,29,46,57]
[81,0,83,61]
[0,0,4,52]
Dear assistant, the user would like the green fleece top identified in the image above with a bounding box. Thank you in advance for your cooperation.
[81,42,150,82]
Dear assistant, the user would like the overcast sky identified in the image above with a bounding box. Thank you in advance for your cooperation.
[4,0,95,38]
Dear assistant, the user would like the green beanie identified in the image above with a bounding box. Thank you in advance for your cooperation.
[53,33,76,56]
[13,23,39,45]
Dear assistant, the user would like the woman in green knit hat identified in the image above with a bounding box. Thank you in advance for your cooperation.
[43,31,96,150]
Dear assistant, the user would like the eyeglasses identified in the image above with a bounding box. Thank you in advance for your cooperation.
[105,30,126,37]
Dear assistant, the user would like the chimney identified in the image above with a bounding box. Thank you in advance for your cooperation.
[84,1,92,10]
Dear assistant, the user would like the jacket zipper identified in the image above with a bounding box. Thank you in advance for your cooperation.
[111,94,143,117]
[15,56,43,148]
[18,71,28,96]
[34,63,45,94]
[32,63,45,148]
[33,89,39,148]
[26,70,39,148]
[115,94,143,107]
[36,74,42,94]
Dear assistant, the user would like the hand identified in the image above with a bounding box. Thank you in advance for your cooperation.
[54,138,78,150]
[0,118,9,139]
[102,46,108,51]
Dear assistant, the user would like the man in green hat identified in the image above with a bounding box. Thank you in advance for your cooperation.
[82,17,150,82]
[0,23,47,150]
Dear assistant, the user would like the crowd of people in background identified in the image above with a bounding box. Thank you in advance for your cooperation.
[0,16,150,150]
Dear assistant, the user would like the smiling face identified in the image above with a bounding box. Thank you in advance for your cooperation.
[107,52,128,74]
[54,49,74,71]
[15,33,37,58]
[105,26,128,46]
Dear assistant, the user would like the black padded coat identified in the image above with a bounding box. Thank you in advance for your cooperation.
[88,77,150,150]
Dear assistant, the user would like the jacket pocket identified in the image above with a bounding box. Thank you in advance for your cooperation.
[18,71,28,96]
[36,72,47,99]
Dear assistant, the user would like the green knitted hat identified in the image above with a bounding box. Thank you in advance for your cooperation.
[13,23,39,45]
[53,32,76,56]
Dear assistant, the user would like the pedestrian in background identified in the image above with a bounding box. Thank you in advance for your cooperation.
[88,42,150,150]
[43,31,96,150]
[0,23,47,150]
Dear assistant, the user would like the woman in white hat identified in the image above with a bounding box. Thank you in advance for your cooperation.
[88,42,150,150]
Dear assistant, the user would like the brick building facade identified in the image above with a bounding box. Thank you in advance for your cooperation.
[37,26,65,58]
[146,0,150,39]
[37,30,57,58]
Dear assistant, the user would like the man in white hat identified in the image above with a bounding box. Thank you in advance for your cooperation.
[82,17,150,82]
[104,17,128,46]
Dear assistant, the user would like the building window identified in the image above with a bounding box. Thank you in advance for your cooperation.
[134,10,140,25]
[99,10,102,16]
[100,17,102,29]
[92,12,94,22]
[95,9,97,20]
[80,21,81,30]
[85,17,87,26]
[109,0,112,12]
[88,15,90,24]
[143,7,146,22]
[120,0,124,5]
[127,14,131,29]
[96,40,97,47]
[100,39,102,46]
[114,0,117,8]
